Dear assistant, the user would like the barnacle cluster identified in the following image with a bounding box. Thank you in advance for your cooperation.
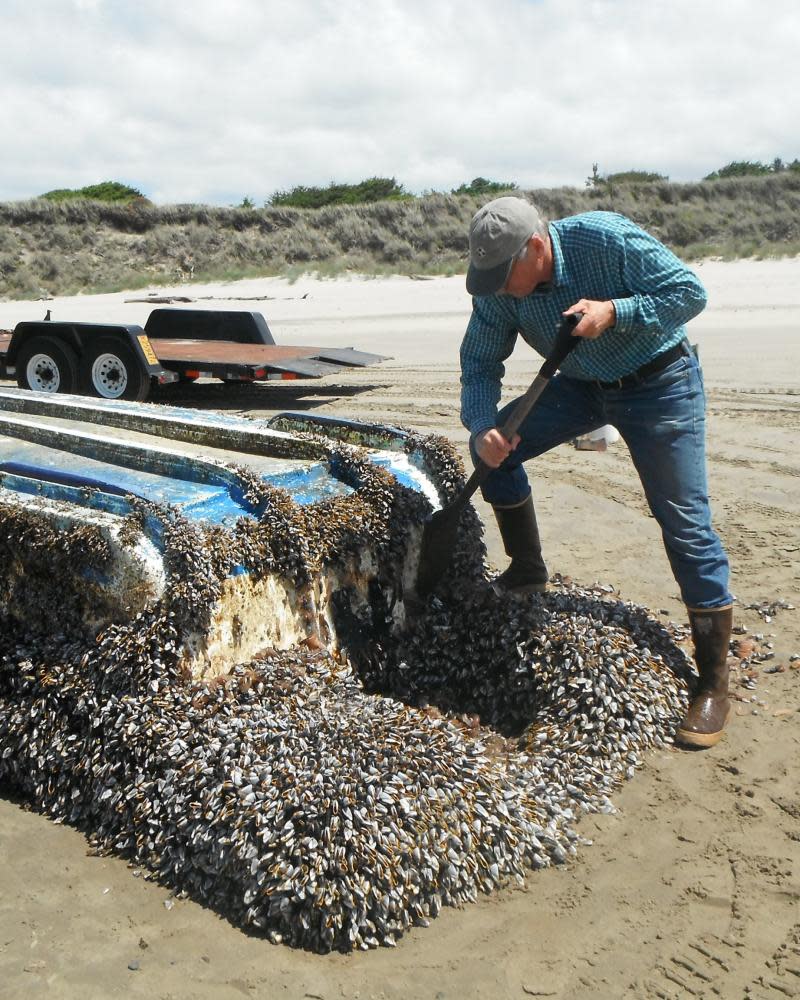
[0,431,691,952]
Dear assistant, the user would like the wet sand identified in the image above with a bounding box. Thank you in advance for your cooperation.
[1,260,798,999]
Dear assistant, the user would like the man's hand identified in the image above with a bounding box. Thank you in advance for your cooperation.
[564,299,616,339]
[475,428,520,469]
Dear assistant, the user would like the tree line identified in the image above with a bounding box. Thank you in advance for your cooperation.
[30,157,800,210]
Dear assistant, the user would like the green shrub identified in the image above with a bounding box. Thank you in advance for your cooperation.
[270,177,409,209]
[32,252,61,282]
[605,170,668,184]
[704,160,773,180]
[587,167,669,189]
[40,180,145,203]
[0,253,18,278]
[451,177,518,197]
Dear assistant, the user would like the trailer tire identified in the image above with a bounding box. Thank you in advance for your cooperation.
[16,335,80,394]
[83,337,150,401]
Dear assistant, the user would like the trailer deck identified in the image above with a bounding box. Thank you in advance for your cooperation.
[148,337,382,379]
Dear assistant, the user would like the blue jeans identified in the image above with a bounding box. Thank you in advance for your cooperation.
[474,349,733,610]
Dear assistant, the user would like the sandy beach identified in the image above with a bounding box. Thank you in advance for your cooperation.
[1,259,798,999]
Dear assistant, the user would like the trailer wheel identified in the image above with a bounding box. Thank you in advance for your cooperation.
[84,338,150,401]
[16,335,80,394]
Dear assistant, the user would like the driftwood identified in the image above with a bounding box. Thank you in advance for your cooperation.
[124,295,195,304]
[124,293,310,304]
[196,293,311,301]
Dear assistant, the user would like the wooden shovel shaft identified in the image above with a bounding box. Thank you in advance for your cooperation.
[414,313,582,598]
[450,371,550,513]
[450,313,583,511]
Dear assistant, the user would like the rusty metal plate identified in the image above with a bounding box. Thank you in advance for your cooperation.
[148,338,387,377]
[149,340,323,365]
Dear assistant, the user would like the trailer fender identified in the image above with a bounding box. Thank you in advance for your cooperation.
[6,321,177,400]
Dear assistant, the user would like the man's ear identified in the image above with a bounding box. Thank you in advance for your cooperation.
[529,233,546,256]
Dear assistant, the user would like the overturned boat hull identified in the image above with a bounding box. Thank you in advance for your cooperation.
[0,387,460,675]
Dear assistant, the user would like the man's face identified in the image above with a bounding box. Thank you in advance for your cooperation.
[500,235,550,298]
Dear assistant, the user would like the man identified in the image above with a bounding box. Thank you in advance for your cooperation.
[461,196,734,749]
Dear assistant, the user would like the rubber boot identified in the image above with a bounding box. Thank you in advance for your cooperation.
[492,495,549,594]
[676,605,734,748]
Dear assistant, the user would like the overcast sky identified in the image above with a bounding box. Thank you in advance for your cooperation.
[2,0,797,205]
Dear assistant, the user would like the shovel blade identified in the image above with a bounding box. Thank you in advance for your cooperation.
[414,503,464,597]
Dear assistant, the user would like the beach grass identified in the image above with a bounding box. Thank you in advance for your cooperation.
[1,173,798,300]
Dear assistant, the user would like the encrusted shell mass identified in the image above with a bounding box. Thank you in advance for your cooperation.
[0,431,692,952]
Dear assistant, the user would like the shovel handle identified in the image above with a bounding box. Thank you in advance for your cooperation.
[499,312,582,439]
[457,313,582,508]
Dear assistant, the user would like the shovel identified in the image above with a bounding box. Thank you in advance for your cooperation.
[414,312,583,597]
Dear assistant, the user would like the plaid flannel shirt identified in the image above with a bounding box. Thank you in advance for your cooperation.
[460,211,707,437]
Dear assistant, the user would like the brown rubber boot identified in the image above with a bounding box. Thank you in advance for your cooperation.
[492,495,549,595]
[676,605,734,748]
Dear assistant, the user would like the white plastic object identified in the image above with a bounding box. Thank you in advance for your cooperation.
[572,424,620,452]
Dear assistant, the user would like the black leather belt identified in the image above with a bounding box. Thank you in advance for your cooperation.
[596,339,692,390]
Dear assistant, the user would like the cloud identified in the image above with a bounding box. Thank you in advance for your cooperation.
[1,0,798,204]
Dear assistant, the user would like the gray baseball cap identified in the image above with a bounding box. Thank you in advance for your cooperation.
[466,196,540,296]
